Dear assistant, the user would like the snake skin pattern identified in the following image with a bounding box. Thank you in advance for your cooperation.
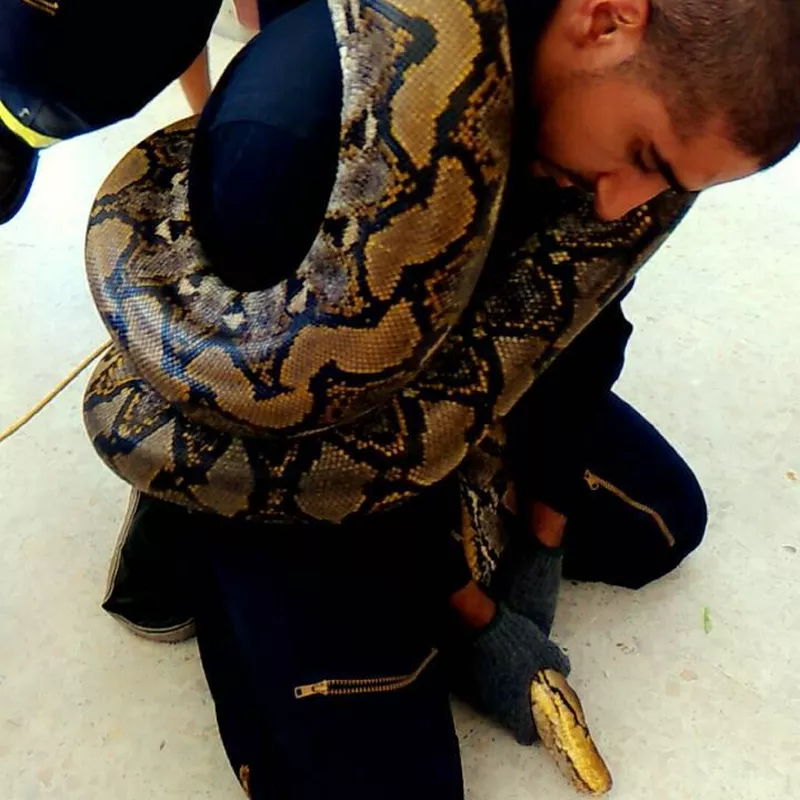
[83,0,694,525]
[530,669,614,794]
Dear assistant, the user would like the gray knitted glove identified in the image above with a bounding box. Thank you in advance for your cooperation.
[450,603,571,745]
[492,538,564,636]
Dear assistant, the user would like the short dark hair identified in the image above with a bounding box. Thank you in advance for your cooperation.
[641,0,800,167]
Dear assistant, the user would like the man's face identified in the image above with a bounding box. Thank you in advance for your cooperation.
[529,0,761,220]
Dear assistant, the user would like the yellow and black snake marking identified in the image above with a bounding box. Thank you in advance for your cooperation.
[530,669,613,795]
[82,0,694,524]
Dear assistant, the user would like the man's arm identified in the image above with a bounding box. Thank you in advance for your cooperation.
[505,286,635,547]
[446,294,635,629]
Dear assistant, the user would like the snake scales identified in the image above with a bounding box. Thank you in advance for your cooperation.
[82,0,694,527]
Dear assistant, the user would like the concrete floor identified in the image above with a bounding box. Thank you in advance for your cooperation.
[1,28,799,800]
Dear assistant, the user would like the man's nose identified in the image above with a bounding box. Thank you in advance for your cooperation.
[592,170,668,221]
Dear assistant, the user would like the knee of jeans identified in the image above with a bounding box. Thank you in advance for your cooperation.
[629,478,708,590]
[673,473,708,562]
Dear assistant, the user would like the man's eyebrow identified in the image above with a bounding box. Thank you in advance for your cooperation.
[651,147,692,194]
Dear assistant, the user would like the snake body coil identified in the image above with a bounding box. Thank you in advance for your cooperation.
[83,0,693,524]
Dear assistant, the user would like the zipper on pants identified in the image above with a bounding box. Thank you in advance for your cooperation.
[294,648,439,699]
[584,469,676,547]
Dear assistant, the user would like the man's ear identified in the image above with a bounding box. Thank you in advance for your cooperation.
[564,0,650,61]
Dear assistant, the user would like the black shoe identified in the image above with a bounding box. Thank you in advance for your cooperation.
[0,123,37,224]
[102,490,196,643]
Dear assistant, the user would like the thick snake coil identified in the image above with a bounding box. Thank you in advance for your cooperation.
[83,0,694,529]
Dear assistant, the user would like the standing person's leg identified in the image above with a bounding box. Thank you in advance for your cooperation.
[235,0,262,31]
[179,46,212,115]
[191,485,466,800]
[562,393,708,588]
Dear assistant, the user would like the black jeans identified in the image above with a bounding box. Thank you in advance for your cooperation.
[189,481,465,800]
[560,394,707,589]
[118,394,706,798]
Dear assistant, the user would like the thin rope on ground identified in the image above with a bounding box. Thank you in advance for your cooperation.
[0,340,112,445]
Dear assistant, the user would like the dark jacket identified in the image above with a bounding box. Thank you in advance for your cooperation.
[0,0,221,138]
[505,285,634,516]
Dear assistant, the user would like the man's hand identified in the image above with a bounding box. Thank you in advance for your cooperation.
[529,501,567,549]
[448,505,565,633]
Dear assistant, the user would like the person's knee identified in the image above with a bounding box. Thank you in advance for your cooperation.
[641,475,707,587]
[623,477,708,590]
[673,471,708,562]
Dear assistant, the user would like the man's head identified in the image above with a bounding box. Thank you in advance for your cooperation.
[529,0,800,219]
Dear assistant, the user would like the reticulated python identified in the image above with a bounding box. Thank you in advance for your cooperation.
[82,0,693,527]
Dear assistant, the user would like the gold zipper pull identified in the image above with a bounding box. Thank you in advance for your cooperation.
[584,470,600,490]
[294,680,330,699]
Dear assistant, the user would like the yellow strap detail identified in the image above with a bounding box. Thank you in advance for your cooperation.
[0,99,61,149]
[23,0,60,16]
